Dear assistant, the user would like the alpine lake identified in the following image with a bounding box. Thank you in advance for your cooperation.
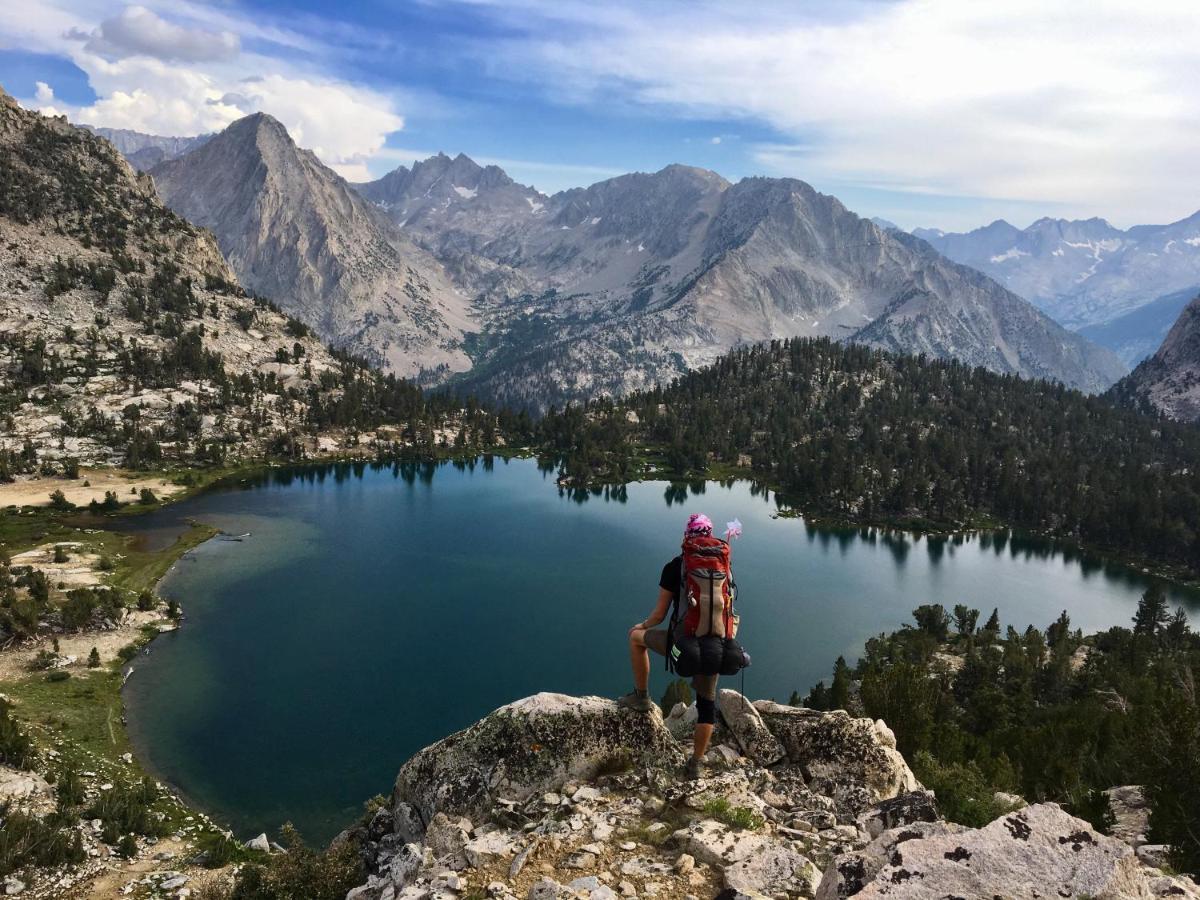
[114,457,1200,844]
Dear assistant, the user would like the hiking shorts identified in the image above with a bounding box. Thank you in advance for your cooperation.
[642,628,718,701]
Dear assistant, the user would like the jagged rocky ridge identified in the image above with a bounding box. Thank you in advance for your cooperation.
[0,88,472,473]
[1110,292,1200,422]
[341,692,1197,900]
[104,117,1126,410]
[353,153,1125,408]
[150,115,474,380]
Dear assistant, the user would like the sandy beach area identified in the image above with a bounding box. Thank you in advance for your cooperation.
[0,469,184,509]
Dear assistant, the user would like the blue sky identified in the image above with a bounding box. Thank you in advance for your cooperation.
[2,1,1198,231]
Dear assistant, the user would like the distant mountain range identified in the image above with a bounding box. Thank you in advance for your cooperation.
[915,215,1200,363]
[77,117,1126,408]
[83,125,211,171]
[350,148,1123,405]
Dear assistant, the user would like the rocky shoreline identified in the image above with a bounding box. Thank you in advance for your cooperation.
[339,691,1198,900]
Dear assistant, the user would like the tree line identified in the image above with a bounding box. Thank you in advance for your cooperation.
[800,590,1199,872]
[537,338,1200,575]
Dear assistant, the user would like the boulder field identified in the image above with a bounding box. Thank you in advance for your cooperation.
[339,690,1197,900]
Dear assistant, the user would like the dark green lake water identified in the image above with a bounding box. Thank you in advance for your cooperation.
[120,458,1199,844]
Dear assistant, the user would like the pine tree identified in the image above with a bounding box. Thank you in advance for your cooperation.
[1133,584,1170,637]
[87,647,101,668]
[953,605,980,638]
[830,656,852,710]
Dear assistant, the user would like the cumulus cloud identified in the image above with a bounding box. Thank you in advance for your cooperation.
[34,81,54,103]
[67,5,239,63]
[2,2,404,175]
[482,0,1200,226]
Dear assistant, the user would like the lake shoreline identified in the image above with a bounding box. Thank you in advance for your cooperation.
[7,452,1194,862]
[557,457,1200,592]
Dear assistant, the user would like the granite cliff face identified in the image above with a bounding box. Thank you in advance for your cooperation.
[356,158,1125,408]
[150,115,475,380]
[341,691,1197,900]
[1109,293,1200,422]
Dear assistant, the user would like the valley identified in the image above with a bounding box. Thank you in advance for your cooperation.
[0,44,1199,900]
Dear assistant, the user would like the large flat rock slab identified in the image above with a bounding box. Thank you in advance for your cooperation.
[393,693,683,829]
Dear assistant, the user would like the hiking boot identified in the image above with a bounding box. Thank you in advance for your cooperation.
[616,691,655,713]
[685,756,705,780]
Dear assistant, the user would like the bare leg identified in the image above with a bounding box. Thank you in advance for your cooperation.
[629,627,650,692]
[692,674,718,760]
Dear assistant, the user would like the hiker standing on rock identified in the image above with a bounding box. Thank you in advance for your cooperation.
[619,513,749,779]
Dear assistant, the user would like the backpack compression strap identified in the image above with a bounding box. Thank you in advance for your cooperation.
[665,556,685,672]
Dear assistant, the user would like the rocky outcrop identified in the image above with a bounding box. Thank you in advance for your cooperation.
[753,701,919,816]
[350,692,931,900]
[819,803,1199,899]
[0,765,54,813]
[392,694,684,828]
[346,691,1198,900]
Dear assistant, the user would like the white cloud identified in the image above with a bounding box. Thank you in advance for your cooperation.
[710,136,721,145]
[34,81,54,103]
[68,5,239,63]
[479,0,1200,226]
[2,1,404,175]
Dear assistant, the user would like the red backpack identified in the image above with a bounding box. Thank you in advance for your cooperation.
[678,533,735,638]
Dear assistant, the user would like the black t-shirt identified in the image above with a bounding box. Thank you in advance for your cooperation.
[660,556,682,598]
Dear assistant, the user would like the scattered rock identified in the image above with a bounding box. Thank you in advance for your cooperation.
[855,790,939,839]
[1137,844,1171,869]
[245,833,271,853]
[1106,785,1150,848]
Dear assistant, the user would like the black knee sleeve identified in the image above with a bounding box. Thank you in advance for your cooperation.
[696,696,716,725]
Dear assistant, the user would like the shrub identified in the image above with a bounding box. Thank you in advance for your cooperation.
[139,488,158,504]
[116,833,138,858]
[96,555,115,571]
[137,590,155,611]
[913,751,1013,828]
[55,767,85,809]
[29,649,58,671]
[87,778,165,842]
[701,797,764,830]
[0,698,35,769]
[199,833,239,869]
[53,545,69,563]
[48,490,74,511]
[0,808,86,877]
[87,647,100,668]
[45,670,70,683]
[166,599,181,620]
[227,824,363,900]
[660,678,693,714]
